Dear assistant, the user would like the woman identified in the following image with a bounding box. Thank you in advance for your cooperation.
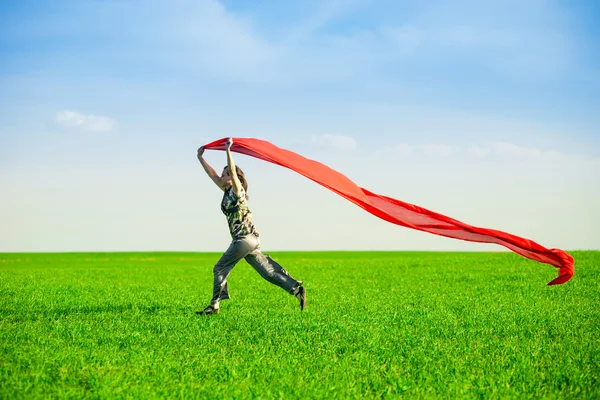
[196,138,306,315]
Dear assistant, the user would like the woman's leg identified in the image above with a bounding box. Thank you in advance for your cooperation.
[244,248,302,294]
[245,248,306,310]
[210,236,258,309]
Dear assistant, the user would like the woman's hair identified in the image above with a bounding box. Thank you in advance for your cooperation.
[226,166,249,198]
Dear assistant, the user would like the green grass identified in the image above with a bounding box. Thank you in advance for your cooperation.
[1,251,598,399]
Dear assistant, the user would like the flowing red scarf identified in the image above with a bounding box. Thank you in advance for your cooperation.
[203,137,573,285]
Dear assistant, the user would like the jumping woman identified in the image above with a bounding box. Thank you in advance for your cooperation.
[196,138,306,315]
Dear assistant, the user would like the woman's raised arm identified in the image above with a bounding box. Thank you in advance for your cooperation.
[226,138,243,196]
[197,146,225,190]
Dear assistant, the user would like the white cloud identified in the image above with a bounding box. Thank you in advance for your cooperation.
[478,141,599,164]
[379,25,424,55]
[377,1,574,79]
[488,141,566,161]
[13,0,585,84]
[420,144,459,157]
[394,143,413,155]
[468,145,491,158]
[389,141,599,165]
[311,134,357,150]
[56,111,117,133]
[162,0,276,82]
[390,143,459,156]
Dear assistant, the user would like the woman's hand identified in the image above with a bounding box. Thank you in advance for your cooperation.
[226,137,233,151]
[197,146,205,159]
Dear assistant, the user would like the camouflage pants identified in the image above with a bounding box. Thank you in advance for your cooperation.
[211,234,301,308]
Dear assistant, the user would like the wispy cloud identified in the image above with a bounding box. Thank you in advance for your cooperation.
[468,145,491,158]
[160,0,276,82]
[392,143,460,156]
[4,0,587,84]
[312,134,357,150]
[378,1,573,79]
[56,111,117,133]
[470,141,597,163]
[388,141,599,164]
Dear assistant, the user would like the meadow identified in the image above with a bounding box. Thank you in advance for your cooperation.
[1,251,598,399]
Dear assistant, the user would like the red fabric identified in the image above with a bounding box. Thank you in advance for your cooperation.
[203,137,574,285]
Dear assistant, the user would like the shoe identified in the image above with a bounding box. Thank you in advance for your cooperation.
[196,305,220,315]
[295,285,306,311]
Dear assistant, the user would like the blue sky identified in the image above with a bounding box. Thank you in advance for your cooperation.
[1,0,599,252]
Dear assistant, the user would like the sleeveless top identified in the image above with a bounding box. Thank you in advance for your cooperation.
[221,186,259,240]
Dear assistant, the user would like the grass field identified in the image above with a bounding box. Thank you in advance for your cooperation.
[1,251,598,399]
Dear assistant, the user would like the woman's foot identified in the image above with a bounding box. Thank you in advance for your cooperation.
[295,285,306,311]
[196,305,220,315]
